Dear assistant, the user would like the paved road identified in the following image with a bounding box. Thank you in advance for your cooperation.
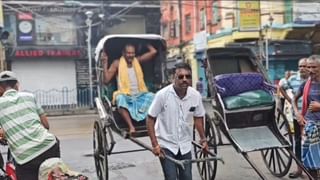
[47,114,307,180]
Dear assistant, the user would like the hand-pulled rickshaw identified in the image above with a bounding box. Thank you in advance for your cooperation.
[93,34,221,180]
[201,47,313,180]
[93,34,313,180]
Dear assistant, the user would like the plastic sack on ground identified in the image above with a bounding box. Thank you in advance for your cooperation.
[38,157,88,180]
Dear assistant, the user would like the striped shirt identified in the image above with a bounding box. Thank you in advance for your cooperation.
[0,89,56,164]
[282,73,306,110]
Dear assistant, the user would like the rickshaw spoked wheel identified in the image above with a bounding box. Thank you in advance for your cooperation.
[260,111,293,177]
[93,121,108,180]
[193,113,218,180]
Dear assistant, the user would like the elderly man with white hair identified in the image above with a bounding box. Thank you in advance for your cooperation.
[293,55,320,179]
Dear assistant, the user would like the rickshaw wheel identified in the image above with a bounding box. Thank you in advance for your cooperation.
[93,121,108,180]
[260,110,293,177]
[193,113,218,180]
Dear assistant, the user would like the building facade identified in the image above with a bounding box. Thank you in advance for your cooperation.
[161,0,320,87]
[3,0,160,108]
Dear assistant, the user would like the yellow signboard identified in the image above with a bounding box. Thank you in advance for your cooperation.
[238,1,261,31]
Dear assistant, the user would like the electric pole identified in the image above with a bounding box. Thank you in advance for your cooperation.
[178,0,183,57]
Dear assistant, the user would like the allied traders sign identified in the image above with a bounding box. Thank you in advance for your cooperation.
[12,47,85,59]
[238,1,261,31]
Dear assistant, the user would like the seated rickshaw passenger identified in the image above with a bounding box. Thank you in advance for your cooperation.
[102,43,157,134]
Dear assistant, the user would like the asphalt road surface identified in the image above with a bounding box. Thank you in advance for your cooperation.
[45,114,307,180]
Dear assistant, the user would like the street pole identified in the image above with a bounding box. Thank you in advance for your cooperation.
[86,11,93,108]
[178,0,183,59]
[265,29,269,71]
[265,15,274,72]
[0,0,5,71]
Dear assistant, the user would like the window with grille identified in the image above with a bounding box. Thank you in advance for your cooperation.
[170,20,178,38]
[35,15,77,45]
[212,1,220,24]
[162,23,168,38]
[200,8,205,30]
[185,14,191,34]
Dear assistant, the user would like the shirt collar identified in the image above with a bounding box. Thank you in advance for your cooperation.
[168,84,191,100]
[3,89,17,96]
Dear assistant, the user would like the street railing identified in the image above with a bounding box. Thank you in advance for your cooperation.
[25,87,97,112]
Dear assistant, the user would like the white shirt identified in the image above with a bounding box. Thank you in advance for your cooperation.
[148,84,205,155]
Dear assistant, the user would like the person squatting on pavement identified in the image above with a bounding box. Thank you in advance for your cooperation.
[147,62,209,180]
[280,58,308,178]
[294,55,320,179]
[102,43,157,134]
[0,71,60,180]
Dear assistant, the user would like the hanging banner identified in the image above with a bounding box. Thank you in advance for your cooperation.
[238,1,261,31]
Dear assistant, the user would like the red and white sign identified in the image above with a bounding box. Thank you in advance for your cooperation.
[14,49,83,58]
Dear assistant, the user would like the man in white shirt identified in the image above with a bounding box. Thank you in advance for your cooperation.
[147,62,208,180]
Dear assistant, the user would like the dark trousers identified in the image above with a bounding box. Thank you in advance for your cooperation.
[293,119,302,162]
[16,139,60,180]
[160,148,192,180]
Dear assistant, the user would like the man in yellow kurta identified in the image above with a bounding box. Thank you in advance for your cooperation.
[102,44,157,134]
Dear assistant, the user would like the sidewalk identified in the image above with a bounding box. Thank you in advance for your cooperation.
[48,113,98,139]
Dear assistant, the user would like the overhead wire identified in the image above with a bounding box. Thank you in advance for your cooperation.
[3,3,94,32]
[3,1,146,31]
[161,1,320,15]
[4,0,320,32]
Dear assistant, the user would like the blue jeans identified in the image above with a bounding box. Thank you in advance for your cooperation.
[160,148,192,180]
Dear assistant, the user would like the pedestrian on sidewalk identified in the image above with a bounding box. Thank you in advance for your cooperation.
[280,58,309,178]
[295,55,320,179]
[277,70,292,112]
[196,77,204,96]
[0,71,60,180]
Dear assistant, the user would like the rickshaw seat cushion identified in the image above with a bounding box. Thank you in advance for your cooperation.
[214,73,268,97]
[223,89,274,110]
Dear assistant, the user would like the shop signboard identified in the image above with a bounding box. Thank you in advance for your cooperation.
[194,31,207,51]
[11,47,86,59]
[238,1,261,31]
[293,2,320,24]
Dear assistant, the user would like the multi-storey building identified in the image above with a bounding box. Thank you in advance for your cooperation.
[161,0,320,87]
[2,0,160,108]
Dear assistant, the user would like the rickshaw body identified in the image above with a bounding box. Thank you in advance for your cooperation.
[93,34,167,180]
[201,47,313,179]
[93,34,220,180]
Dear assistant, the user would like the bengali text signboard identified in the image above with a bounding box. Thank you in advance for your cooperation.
[238,1,261,31]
